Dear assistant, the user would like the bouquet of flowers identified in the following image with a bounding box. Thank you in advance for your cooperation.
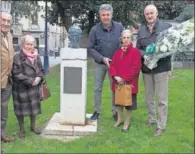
[144,18,194,70]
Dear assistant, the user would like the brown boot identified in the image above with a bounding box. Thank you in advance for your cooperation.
[16,116,25,139]
[153,128,165,136]
[121,110,131,133]
[30,116,41,135]
[1,136,15,143]
[145,122,156,127]
[114,106,123,127]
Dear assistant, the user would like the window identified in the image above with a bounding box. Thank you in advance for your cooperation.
[13,37,18,44]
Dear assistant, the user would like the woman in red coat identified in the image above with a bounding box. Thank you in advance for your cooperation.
[109,29,142,132]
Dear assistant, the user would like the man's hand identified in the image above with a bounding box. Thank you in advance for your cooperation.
[114,76,124,84]
[103,57,112,68]
[143,55,150,64]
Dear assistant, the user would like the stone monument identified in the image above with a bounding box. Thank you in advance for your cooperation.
[41,25,97,141]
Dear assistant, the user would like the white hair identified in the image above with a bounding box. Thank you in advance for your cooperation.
[20,35,35,47]
[122,29,132,37]
[0,11,12,19]
[144,4,158,14]
[120,29,132,45]
[99,4,113,14]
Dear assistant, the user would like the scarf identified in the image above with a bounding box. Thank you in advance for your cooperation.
[121,43,133,52]
[23,48,38,62]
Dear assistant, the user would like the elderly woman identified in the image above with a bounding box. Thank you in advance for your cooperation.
[12,35,44,139]
[109,30,142,133]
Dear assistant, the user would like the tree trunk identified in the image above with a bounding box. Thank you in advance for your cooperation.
[87,10,95,34]
[63,14,72,30]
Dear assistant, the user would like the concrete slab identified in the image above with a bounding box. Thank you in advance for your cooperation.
[40,134,81,142]
[41,113,97,141]
[73,114,97,136]
[42,112,73,136]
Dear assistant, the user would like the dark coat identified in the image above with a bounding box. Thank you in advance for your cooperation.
[109,44,142,94]
[136,19,172,74]
[12,51,44,116]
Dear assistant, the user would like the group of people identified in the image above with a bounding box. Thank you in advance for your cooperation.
[1,3,171,147]
[1,11,44,143]
[87,4,172,136]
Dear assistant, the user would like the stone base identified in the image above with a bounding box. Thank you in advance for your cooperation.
[41,112,97,141]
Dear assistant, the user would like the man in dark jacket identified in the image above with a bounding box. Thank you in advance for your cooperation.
[87,4,123,121]
[136,4,172,136]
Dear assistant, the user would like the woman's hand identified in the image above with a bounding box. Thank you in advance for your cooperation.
[32,77,41,86]
[31,48,38,54]
[114,76,125,84]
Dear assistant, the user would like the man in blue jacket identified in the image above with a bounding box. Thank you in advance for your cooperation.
[87,4,123,121]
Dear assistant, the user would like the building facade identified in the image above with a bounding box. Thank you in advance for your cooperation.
[0,0,11,13]
[10,1,67,55]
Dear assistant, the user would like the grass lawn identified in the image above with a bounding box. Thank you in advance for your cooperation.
[2,59,194,153]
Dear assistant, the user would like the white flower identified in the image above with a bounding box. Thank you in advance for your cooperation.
[145,18,194,70]
[160,45,168,52]
[180,29,186,35]
[155,46,159,53]
[162,38,169,44]
[189,33,194,40]
[167,42,173,50]
[183,39,193,45]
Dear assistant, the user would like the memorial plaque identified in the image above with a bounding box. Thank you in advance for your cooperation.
[63,67,82,94]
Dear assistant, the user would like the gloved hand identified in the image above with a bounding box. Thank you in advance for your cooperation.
[32,77,41,86]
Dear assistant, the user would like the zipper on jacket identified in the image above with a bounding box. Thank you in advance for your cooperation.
[108,31,110,48]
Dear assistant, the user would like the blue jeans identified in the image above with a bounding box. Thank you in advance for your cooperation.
[93,62,116,114]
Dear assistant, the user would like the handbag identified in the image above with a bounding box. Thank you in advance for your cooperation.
[115,83,132,106]
[40,81,51,101]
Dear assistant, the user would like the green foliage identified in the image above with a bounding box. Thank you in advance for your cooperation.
[153,1,189,20]
[12,0,193,32]
[175,4,195,22]
[11,1,41,18]
[48,0,192,31]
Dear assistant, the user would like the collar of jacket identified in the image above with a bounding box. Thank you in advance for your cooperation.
[19,49,28,61]
[121,43,133,54]
[0,32,7,38]
[101,21,115,31]
[146,19,160,31]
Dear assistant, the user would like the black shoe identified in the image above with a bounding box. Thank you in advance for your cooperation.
[121,125,130,133]
[30,128,41,135]
[19,131,25,139]
[90,111,100,120]
[113,112,118,121]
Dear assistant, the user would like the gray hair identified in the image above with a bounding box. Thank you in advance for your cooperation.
[122,29,132,37]
[144,4,158,14]
[0,11,12,19]
[20,35,35,47]
[120,29,132,44]
[99,4,113,14]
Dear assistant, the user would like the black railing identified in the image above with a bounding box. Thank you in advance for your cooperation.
[174,51,194,62]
